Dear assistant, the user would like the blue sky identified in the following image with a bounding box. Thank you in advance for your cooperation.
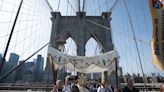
[0,0,163,76]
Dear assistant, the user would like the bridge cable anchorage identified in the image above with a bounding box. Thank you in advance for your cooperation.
[45,0,53,12]
[0,0,24,75]
[123,0,148,91]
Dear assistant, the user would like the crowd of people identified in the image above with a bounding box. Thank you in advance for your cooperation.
[50,75,142,92]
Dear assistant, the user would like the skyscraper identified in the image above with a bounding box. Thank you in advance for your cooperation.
[35,55,44,82]
[7,53,19,83]
[8,53,19,66]
[15,61,25,82]
[36,55,44,71]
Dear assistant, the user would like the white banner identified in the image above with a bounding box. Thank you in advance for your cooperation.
[48,46,119,73]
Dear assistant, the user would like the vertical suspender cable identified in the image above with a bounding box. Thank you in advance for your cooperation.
[82,0,85,12]
[0,0,24,75]
[78,0,80,12]
[57,0,60,11]
[123,0,147,91]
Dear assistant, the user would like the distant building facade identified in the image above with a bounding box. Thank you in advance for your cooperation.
[7,53,19,83]
[35,55,44,82]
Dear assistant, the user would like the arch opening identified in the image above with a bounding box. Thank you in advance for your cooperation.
[85,37,102,57]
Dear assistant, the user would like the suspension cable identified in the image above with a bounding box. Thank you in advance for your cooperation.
[123,0,148,91]
[67,0,76,13]
[57,0,60,11]
[78,0,80,12]
[85,19,111,30]
[109,0,118,12]
[45,0,53,12]
[82,0,85,11]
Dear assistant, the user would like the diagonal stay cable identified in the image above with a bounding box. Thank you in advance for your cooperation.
[109,0,118,12]
[85,19,111,31]
[45,0,53,12]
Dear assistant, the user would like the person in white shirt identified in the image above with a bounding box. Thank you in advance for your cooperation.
[97,80,113,92]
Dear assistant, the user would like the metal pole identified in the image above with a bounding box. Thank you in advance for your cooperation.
[0,0,24,75]
[115,58,119,92]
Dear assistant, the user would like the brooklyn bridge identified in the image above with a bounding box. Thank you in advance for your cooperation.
[0,0,163,92]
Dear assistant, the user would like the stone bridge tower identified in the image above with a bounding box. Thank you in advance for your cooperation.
[50,12,113,56]
[49,12,114,83]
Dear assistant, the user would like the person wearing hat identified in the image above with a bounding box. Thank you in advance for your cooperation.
[63,76,72,92]
[77,74,90,92]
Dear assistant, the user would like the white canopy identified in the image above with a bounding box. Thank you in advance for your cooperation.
[48,46,119,74]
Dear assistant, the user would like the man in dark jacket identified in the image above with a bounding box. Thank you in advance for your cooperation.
[123,77,139,92]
